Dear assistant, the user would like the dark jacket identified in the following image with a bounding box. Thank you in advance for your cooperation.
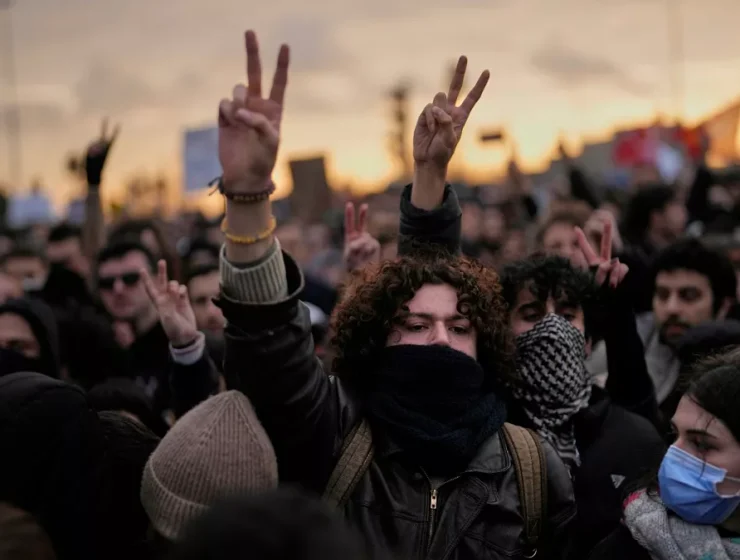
[217,253,576,560]
[570,389,665,558]
[586,524,650,560]
[0,372,99,560]
[506,388,665,559]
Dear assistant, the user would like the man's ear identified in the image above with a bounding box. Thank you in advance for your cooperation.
[585,337,593,358]
[717,297,734,320]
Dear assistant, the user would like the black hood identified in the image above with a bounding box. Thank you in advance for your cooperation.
[41,262,95,308]
[677,319,740,370]
[0,372,100,559]
[0,297,60,378]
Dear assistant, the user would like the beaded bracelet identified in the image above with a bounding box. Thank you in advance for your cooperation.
[221,215,277,245]
[211,176,276,203]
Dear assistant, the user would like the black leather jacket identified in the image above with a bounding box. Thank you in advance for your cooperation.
[218,253,576,560]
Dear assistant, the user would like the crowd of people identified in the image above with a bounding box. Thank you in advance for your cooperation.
[2,28,740,560]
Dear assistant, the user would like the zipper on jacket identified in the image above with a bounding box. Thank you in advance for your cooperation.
[427,488,438,551]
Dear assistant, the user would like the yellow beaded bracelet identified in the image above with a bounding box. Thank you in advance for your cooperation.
[221,215,277,245]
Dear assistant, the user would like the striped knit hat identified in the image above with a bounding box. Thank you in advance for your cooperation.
[140,391,278,541]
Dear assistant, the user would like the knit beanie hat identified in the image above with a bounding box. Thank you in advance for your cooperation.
[140,391,278,541]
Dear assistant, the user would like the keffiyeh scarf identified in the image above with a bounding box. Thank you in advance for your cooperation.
[512,313,592,469]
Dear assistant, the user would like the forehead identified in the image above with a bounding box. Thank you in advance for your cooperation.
[655,269,711,291]
[188,271,219,293]
[542,222,576,242]
[674,396,734,441]
[514,284,581,309]
[98,251,150,275]
[405,284,459,314]
[6,256,43,268]
[48,237,80,251]
[0,313,34,339]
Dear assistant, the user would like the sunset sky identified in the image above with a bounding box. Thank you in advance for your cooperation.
[2,0,740,212]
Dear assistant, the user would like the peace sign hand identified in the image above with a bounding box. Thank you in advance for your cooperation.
[218,30,290,193]
[343,202,380,273]
[141,260,199,348]
[85,118,120,187]
[413,56,490,171]
[574,219,629,289]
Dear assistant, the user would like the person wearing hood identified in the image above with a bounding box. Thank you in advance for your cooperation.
[0,246,49,293]
[0,297,60,378]
[0,372,159,560]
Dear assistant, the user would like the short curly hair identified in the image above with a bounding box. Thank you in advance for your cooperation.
[329,254,515,388]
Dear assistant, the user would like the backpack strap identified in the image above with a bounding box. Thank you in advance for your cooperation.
[323,418,374,509]
[502,423,548,558]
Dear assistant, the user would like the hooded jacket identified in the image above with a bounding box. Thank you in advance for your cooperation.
[0,297,61,378]
[0,372,99,559]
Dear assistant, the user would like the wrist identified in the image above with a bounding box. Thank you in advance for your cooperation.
[170,332,205,365]
[171,332,200,349]
[224,198,274,263]
[220,175,273,197]
[411,164,447,210]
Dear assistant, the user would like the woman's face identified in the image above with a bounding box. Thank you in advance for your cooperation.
[672,395,740,494]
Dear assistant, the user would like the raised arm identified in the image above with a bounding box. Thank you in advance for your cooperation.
[399,56,489,256]
[213,30,348,492]
[575,223,659,426]
[83,119,118,268]
[141,260,220,418]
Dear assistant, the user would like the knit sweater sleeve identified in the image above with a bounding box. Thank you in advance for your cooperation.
[219,239,289,304]
[216,241,349,493]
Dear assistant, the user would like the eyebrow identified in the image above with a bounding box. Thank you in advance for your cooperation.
[405,312,468,321]
[671,422,719,440]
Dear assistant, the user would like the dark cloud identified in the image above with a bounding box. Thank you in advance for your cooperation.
[530,41,650,96]
[288,71,379,115]
[75,63,158,113]
[0,101,69,131]
[266,15,352,72]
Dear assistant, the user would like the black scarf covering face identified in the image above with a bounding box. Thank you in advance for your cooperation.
[365,344,507,476]
[0,347,47,379]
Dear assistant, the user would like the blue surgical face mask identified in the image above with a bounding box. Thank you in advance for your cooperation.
[659,445,740,525]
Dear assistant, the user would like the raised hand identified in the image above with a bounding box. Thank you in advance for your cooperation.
[575,220,629,289]
[583,209,623,254]
[85,118,120,186]
[218,30,290,191]
[141,260,199,348]
[343,202,380,273]
[413,56,490,170]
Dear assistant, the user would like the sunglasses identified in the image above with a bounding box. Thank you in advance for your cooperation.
[98,272,141,291]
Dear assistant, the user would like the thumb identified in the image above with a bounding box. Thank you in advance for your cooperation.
[432,107,456,146]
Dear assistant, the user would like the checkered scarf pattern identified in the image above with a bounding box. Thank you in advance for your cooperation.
[512,313,592,469]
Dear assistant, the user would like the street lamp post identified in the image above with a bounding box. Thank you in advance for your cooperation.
[0,0,22,188]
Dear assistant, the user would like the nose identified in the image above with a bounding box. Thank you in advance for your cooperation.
[207,302,225,326]
[112,278,127,295]
[429,322,451,347]
[664,293,681,315]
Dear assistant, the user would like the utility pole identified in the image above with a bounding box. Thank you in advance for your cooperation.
[388,82,411,179]
[0,0,22,188]
[666,0,685,121]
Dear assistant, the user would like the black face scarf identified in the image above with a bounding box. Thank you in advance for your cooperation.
[365,344,507,476]
[0,347,47,379]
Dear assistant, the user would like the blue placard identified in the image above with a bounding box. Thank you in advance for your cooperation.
[183,126,221,192]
